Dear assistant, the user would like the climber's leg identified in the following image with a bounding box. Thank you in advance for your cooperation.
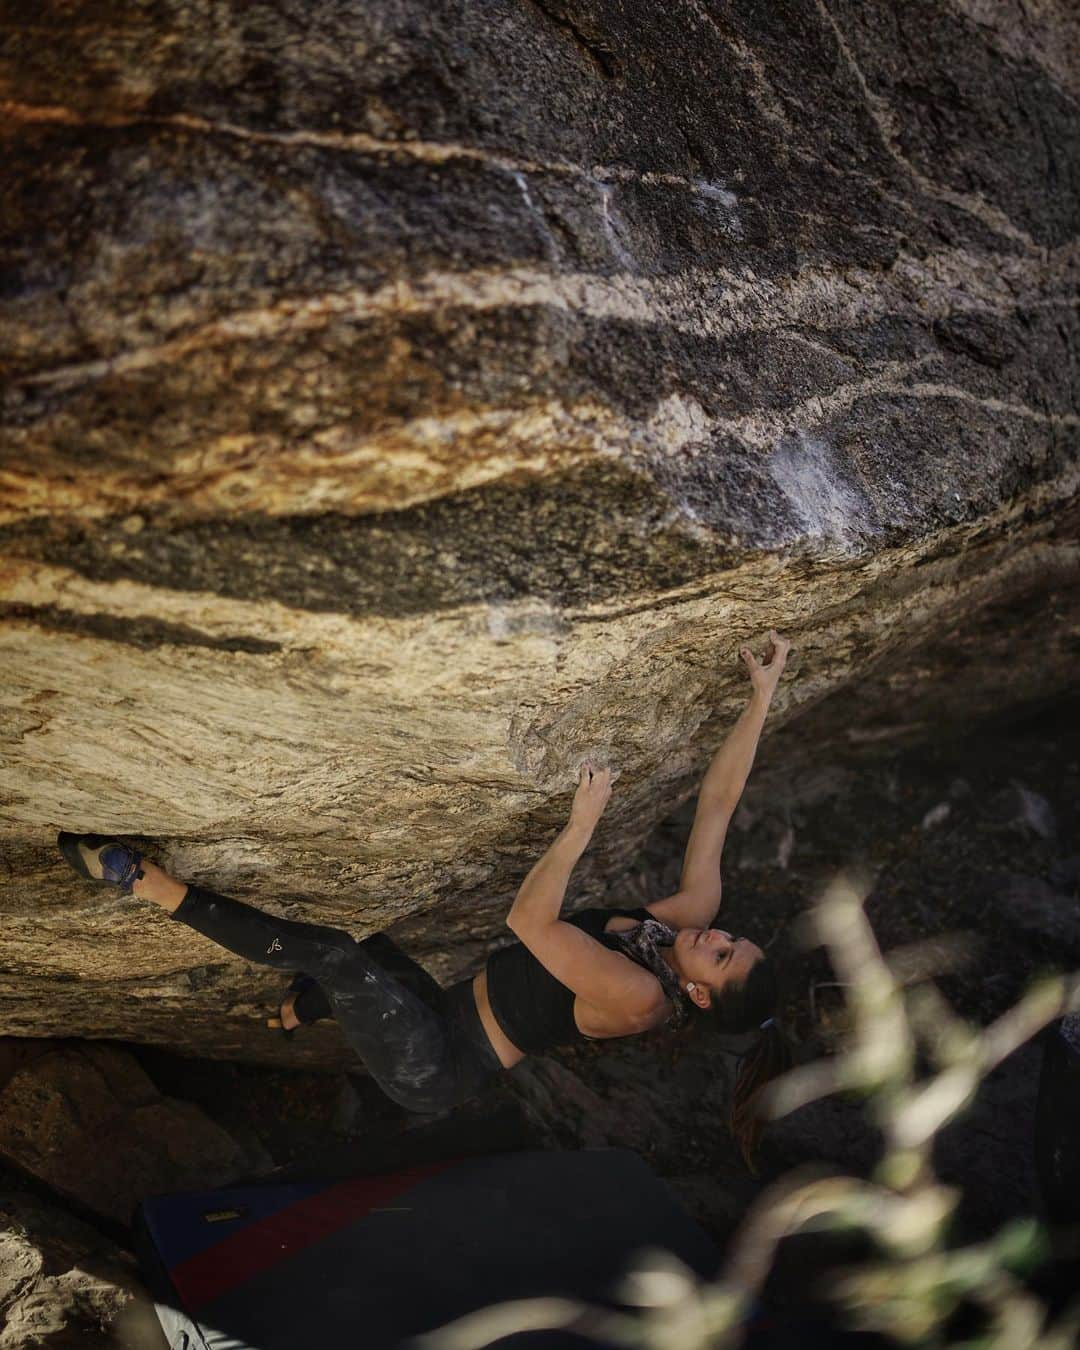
[169,886,496,1111]
[58,835,496,1111]
[132,859,189,912]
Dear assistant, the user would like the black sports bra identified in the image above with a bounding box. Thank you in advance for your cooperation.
[484,906,653,1054]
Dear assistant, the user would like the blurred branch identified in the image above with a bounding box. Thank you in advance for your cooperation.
[416,1297,636,1350]
[884,931,981,984]
[809,870,916,1100]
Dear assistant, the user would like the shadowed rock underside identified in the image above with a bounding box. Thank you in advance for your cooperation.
[0,0,1077,1064]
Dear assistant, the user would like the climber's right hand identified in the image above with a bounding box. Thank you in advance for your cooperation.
[741,630,791,700]
[570,760,613,831]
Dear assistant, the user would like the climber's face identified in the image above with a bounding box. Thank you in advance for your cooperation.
[672,927,763,1010]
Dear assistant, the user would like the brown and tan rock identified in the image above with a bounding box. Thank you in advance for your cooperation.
[0,1190,161,1349]
[0,0,1076,1064]
[0,1043,264,1222]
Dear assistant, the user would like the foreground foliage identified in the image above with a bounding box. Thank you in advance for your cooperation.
[425,870,1080,1349]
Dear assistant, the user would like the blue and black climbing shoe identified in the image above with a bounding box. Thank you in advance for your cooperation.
[57,833,145,894]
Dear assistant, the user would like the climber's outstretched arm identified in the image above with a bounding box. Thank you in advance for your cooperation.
[646,633,791,932]
[507,763,659,1016]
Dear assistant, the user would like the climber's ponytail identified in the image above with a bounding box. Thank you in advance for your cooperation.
[730,1019,792,1169]
[706,955,792,1169]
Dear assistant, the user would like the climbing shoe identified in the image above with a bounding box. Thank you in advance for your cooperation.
[57,832,145,894]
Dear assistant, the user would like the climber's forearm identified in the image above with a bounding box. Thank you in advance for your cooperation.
[698,689,773,809]
[506,820,592,934]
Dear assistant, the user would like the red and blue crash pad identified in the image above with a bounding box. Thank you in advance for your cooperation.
[136,1149,719,1349]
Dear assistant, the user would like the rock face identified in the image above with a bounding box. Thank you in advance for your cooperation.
[0,1189,156,1348]
[1,1,1078,1063]
[0,1042,266,1222]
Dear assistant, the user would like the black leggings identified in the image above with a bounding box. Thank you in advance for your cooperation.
[171,886,502,1113]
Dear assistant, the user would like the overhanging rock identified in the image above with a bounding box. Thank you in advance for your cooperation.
[1,0,1077,1063]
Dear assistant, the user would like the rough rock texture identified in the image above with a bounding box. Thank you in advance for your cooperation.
[0,1042,265,1222]
[0,705,1059,1264]
[0,1188,160,1349]
[1,1,1078,1062]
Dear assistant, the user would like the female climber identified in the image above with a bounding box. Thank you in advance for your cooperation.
[58,631,792,1164]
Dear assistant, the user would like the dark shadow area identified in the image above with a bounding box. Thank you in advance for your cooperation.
[133,1150,720,1350]
[509,691,1080,1249]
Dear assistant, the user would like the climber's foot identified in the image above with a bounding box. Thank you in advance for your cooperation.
[268,990,302,1033]
[57,833,144,892]
[267,975,332,1034]
[56,834,188,913]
